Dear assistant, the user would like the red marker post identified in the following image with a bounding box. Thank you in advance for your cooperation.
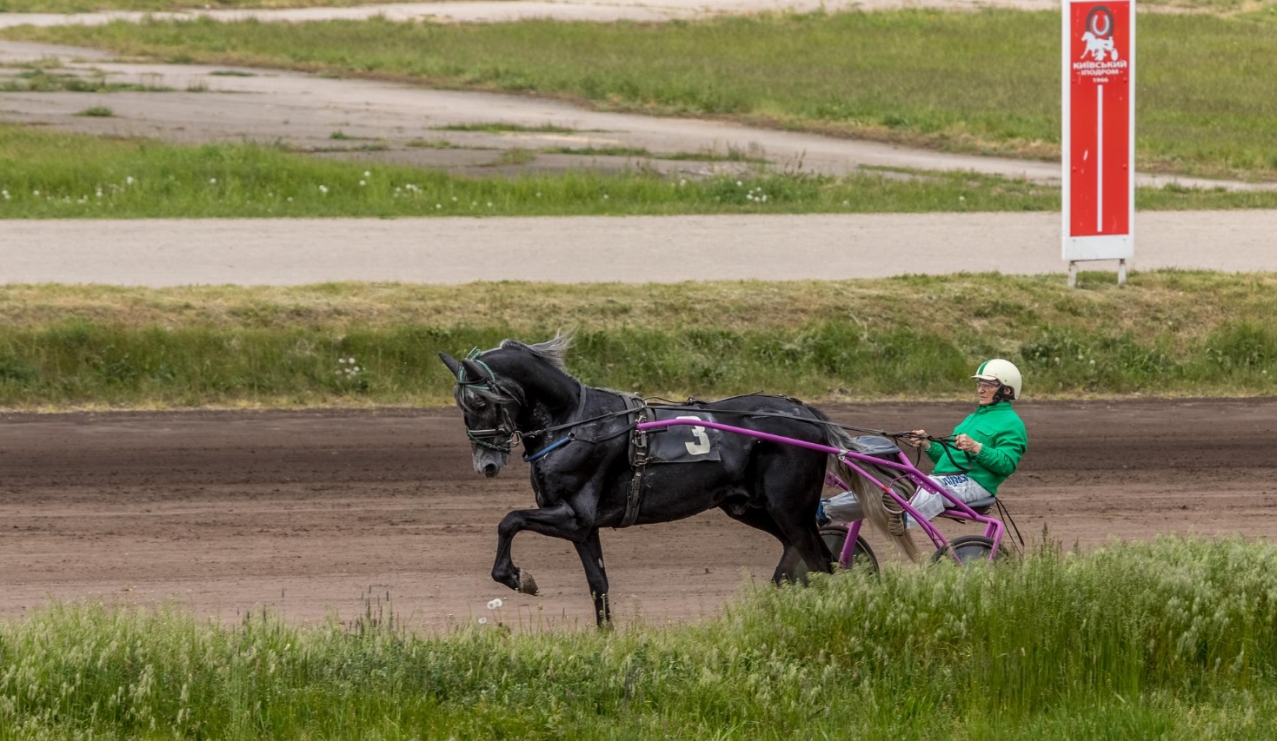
[1062,0,1134,286]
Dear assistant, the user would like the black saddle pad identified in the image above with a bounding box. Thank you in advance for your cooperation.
[647,408,723,463]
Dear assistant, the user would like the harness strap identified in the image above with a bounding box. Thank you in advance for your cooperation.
[619,396,649,529]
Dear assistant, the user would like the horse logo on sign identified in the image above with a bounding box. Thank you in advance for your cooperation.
[1081,6,1119,62]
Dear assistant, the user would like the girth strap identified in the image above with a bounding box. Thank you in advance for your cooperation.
[619,395,649,529]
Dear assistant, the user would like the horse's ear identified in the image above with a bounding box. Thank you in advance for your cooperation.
[460,359,489,383]
[439,352,462,378]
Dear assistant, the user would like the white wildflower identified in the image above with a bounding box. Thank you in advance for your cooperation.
[363,171,371,178]
[319,185,329,194]
[359,180,366,187]
[487,598,503,610]
[33,189,39,196]
[210,178,217,184]
[126,177,134,185]
[478,617,488,625]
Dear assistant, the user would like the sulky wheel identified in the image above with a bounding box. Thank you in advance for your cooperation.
[930,534,1011,565]
[793,524,879,581]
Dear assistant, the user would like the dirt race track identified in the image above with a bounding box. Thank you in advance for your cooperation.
[2,399,1275,630]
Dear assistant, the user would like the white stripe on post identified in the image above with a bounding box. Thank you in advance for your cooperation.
[1096,84,1104,233]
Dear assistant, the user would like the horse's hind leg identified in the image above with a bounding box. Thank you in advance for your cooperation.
[721,506,799,585]
[572,528,611,626]
[756,453,832,578]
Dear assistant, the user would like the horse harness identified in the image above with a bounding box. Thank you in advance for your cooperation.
[454,359,975,529]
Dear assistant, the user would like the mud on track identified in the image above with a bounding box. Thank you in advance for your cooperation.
[1,400,1274,630]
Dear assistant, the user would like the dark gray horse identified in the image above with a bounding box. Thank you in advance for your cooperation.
[439,335,897,625]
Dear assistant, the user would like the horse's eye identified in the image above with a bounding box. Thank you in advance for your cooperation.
[473,397,487,410]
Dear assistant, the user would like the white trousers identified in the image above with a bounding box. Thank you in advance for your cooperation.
[905,474,993,528]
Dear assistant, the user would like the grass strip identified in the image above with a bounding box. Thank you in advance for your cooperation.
[8,11,1277,180]
[2,272,1276,409]
[3,538,1277,739]
[3,124,1277,218]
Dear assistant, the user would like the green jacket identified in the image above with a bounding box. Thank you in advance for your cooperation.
[922,402,1027,495]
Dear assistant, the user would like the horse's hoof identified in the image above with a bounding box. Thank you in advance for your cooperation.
[517,570,539,595]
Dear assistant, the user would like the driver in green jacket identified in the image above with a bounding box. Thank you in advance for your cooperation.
[894,359,1028,534]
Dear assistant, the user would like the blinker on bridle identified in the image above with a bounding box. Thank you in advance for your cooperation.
[456,348,520,453]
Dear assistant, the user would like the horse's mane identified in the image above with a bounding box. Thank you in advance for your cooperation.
[499,332,574,372]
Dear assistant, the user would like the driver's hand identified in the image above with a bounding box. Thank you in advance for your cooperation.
[954,434,983,454]
[904,429,929,448]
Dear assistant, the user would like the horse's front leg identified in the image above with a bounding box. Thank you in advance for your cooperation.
[572,528,610,626]
[491,502,589,596]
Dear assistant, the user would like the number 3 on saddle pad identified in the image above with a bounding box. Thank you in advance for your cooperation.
[647,409,722,463]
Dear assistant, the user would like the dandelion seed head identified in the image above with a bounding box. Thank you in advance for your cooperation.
[359,180,366,187]
[478,617,488,625]
[210,178,217,184]
[363,171,371,178]
[487,598,503,610]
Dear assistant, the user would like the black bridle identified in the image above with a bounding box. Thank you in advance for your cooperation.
[455,351,522,454]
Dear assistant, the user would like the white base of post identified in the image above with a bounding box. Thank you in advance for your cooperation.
[1066,259,1128,288]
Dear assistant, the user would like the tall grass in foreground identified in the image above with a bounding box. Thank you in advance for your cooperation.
[2,272,1277,407]
[2,538,1276,739]
[10,11,1277,179]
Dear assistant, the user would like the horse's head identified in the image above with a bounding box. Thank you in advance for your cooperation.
[440,335,576,478]
[439,349,522,478]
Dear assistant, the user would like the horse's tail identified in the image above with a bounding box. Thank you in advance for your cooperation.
[809,406,920,562]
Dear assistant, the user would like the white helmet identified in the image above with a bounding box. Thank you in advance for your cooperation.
[972,359,1022,400]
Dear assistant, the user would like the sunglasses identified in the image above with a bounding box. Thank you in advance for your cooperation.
[976,379,1001,389]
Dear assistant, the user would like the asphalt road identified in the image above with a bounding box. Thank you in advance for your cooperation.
[6,210,1276,285]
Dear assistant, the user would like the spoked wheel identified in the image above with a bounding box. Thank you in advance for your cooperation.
[930,534,1011,565]
[793,525,879,580]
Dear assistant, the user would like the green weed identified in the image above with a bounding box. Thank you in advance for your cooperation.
[1,272,1277,408]
[3,124,1276,219]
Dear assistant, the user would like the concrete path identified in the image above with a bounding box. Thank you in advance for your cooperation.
[5,211,1275,286]
[0,0,1063,30]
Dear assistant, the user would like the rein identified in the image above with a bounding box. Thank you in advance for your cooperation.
[455,350,974,471]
